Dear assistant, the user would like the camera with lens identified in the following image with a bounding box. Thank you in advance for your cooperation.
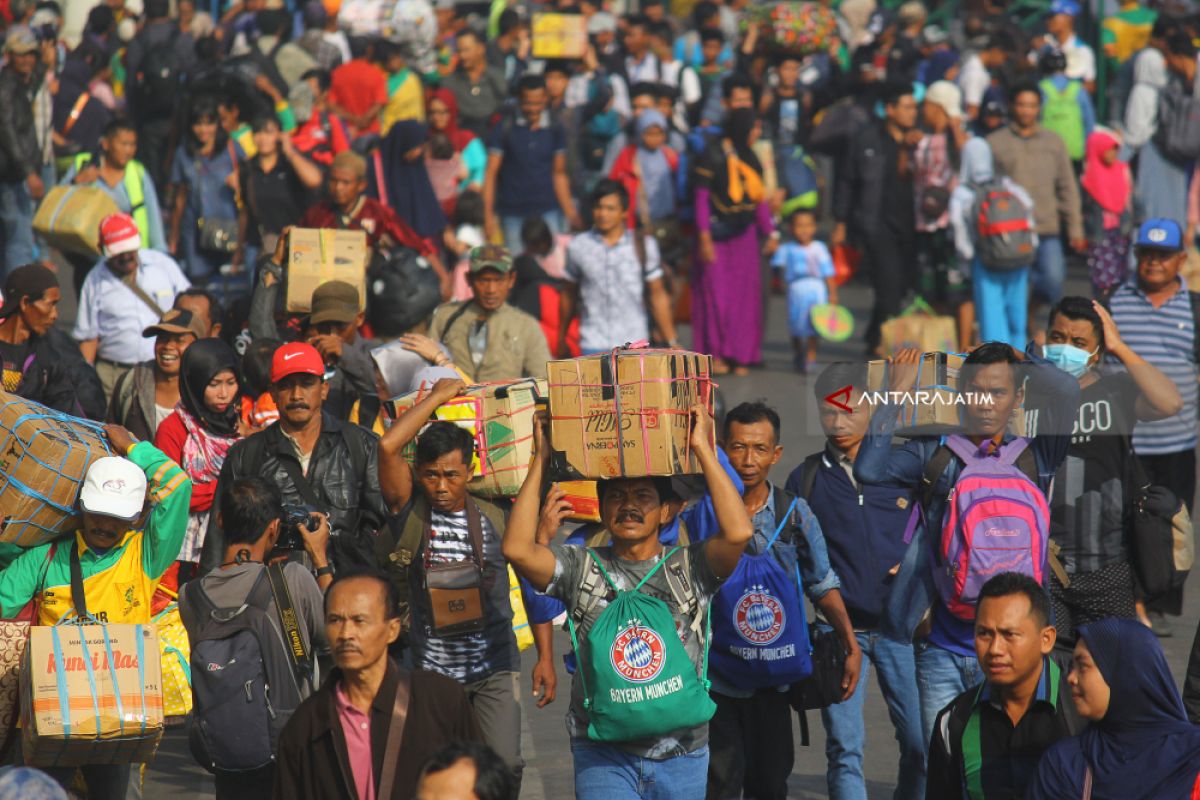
[278,504,320,551]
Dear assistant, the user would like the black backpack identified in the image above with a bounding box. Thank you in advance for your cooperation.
[135,29,182,116]
[185,565,312,773]
[366,246,442,339]
[1154,82,1200,165]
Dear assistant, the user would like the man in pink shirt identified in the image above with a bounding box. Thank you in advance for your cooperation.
[274,573,483,799]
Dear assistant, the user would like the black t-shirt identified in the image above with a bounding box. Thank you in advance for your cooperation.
[1041,372,1140,572]
[241,156,313,244]
[881,133,915,238]
[0,339,31,393]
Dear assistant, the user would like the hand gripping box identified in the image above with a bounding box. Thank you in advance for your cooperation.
[21,623,164,767]
[0,392,114,548]
[547,348,714,479]
[386,379,546,498]
[865,352,965,437]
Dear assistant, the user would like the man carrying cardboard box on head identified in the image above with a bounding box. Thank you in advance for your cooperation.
[427,245,551,383]
[0,423,191,798]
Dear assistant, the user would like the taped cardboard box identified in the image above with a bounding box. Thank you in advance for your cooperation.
[547,349,714,480]
[386,379,546,498]
[532,13,588,58]
[865,352,965,437]
[0,393,114,548]
[22,623,164,767]
[33,186,121,258]
[285,228,369,313]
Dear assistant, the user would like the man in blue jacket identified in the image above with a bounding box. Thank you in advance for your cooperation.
[786,362,926,800]
[853,343,1081,750]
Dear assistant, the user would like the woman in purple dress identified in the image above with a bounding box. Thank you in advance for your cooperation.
[693,108,777,375]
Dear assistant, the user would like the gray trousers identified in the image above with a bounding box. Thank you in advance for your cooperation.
[465,669,523,795]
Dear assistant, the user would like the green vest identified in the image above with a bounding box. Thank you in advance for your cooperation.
[73,153,150,247]
[1038,79,1085,161]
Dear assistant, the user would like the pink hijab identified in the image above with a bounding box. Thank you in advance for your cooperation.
[1080,129,1131,216]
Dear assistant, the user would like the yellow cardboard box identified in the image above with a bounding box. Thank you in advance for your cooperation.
[285,228,369,313]
[33,186,121,258]
[386,379,546,497]
[21,623,164,767]
[532,13,588,59]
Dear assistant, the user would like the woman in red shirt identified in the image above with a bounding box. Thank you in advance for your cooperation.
[154,339,248,587]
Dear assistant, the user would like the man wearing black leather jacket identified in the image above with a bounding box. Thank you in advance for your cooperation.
[200,341,391,576]
[0,264,105,419]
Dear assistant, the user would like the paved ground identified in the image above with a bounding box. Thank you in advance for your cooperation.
[79,254,1193,799]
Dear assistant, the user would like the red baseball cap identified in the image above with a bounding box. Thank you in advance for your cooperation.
[270,342,325,383]
[99,213,141,258]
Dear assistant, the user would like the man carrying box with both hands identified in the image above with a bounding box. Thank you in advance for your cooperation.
[0,423,191,800]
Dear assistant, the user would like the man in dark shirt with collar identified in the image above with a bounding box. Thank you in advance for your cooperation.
[926,572,1079,800]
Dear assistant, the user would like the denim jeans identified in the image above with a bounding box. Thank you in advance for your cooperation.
[571,739,709,800]
[0,178,35,275]
[500,210,564,253]
[1031,235,1066,307]
[915,639,984,751]
[819,628,926,800]
[971,260,1029,349]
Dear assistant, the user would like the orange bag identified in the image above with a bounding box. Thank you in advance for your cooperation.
[832,244,859,287]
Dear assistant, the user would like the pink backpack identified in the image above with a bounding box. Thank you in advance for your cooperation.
[931,435,1051,621]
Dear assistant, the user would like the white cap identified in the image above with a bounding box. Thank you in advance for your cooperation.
[79,457,147,521]
[924,80,964,120]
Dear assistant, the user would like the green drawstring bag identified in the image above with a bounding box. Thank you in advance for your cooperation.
[568,547,716,742]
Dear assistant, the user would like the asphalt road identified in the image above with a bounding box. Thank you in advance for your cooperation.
[62,255,1188,799]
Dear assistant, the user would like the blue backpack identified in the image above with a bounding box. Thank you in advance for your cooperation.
[709,494,814,690]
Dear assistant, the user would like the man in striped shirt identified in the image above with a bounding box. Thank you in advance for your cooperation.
[1108,218,1198,630]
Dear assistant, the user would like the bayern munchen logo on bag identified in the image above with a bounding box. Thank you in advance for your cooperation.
[734,586,786,645]
[610,620,667,683]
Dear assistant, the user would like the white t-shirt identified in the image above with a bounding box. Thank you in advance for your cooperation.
[958,53,992,108]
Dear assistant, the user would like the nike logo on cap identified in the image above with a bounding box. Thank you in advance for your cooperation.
[283,352,303,361]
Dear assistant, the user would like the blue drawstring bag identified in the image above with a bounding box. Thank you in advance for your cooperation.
[709,498,813,690]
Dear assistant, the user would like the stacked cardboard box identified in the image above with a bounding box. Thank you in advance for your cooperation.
[546,349,714,479]
[386,379,546,498]
[22,623,164,767]
[531,13,588,58]
[285,228,369,313]
[0,393,114,548]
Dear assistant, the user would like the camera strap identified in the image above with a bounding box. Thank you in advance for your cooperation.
[279,454,323,510]
[264,562,313,686]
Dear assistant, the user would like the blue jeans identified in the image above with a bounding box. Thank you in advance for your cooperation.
[972,259,1029,348]
[571,739,709,800]
[915,639,983,751]
[0,178,35,275]
[820,628,926,800]
[1031,235,1065,306]
[500,209,564,253]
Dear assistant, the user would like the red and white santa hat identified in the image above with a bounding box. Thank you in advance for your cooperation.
[99,213,141,258]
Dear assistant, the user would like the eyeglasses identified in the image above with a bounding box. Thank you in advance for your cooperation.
[1137,248,1181,265]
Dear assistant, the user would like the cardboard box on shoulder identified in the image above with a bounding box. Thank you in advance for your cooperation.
[531,13,588,59]
[285,228,369,313]
[865,352,965,437]
[32,186,121,259]
[546,349,714,480]
[22,623,164,767]
[0,393,114,548]
[386,379,546,498]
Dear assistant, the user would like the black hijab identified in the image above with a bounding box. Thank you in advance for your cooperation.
[179,339,241,438]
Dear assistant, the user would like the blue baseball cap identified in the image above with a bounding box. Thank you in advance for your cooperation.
[1049,0,1080,15]
[1134,218,1185,252]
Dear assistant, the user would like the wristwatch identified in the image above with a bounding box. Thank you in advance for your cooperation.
[315,565,334,578]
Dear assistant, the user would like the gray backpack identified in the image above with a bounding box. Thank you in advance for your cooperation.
[1154,83,1200,164]
[971,180,1036,271]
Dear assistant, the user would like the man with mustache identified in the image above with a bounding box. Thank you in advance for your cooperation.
[926,572,1079,800]
[502,405,753,799]
[376,377,528,793]
[274,571,484,800]
[201,342,389,576]
[0,422,191,799]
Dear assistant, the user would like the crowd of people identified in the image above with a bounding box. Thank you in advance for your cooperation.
[0,0,1197,797]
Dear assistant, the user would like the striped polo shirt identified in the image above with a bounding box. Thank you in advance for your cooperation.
[1108,278,1198,455]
